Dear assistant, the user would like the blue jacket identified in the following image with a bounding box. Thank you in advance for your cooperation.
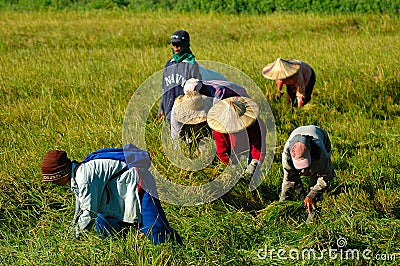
[159,58,201,122]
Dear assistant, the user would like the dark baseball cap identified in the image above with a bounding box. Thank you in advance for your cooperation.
[170,30,190,44]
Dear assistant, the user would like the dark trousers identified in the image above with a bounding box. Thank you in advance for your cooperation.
[287,69,316,107]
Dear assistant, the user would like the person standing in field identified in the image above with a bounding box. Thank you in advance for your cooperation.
[279,125,333,216]
[262,58,316,108]
[158,30,202,122]
[41,145,183,245]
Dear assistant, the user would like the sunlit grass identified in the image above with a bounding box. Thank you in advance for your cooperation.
[0,10,399,265]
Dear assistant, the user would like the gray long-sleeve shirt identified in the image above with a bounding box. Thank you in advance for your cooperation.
[281,125,333,200]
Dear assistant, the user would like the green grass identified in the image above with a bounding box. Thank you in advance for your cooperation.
[1,10,400,265]
[1,0,399,14]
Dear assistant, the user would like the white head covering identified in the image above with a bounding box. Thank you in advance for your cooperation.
[183,78,201,94]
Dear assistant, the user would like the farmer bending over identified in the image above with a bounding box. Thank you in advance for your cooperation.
[41,145,182,245]
[171,91,213,153]
[280,125,333,215]
[206,96,266,178]
[262,58,316,108]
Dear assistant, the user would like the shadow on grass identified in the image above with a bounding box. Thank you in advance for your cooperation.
[329,179,376,201]
[256,200,305,224]
[374,197,400,219]
[220,181,281,213]
[393,205,400,219]
[329,179,400,220]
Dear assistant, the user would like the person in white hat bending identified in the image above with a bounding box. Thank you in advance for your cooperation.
[262,58,315,108]
[206,96,266,178]
[280,125,333,214]
[170,91,213,151]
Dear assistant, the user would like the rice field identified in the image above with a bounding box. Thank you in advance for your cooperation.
[0,10,399,265]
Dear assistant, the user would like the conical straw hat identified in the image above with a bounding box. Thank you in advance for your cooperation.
[173,91,213,125]
[207,96,259,134]
[262,58,301,80]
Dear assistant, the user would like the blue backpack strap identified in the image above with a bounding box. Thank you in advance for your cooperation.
[81,144,151,169]
[123,144,151,169]
[81,147,125,164]
[135,167,183,245]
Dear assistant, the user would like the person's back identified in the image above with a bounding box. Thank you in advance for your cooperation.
[199,80,250,103]
[182,79,250,104]
[282,125,332,176]
[71,159,141,234]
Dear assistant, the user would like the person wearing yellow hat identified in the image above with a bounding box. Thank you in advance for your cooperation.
[206,96,266,177]
[262,58,316,108]
[170,91,213,151]
[280,125,333,217]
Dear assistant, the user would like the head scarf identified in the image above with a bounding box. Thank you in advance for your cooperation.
[172,42,195,64]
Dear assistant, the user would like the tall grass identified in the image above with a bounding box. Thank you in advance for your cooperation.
[0,10,400,265]
[1,0,399,14]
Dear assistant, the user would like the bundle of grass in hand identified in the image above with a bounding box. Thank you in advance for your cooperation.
[257,201,305,224]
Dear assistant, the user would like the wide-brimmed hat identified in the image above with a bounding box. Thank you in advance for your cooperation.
[262,58,301,80]
[207,96,259,134]
[289,134,311,170]
[173,91,213,125]
[41,150,72,182]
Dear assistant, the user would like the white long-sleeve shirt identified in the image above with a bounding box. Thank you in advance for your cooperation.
[71,159,141,235]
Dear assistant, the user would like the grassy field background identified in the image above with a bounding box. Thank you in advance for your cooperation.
[1,10,400,265]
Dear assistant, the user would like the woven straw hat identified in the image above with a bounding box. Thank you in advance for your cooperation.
[207,96,259,134]
[173,91,213,125]
[262,58,301,80]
